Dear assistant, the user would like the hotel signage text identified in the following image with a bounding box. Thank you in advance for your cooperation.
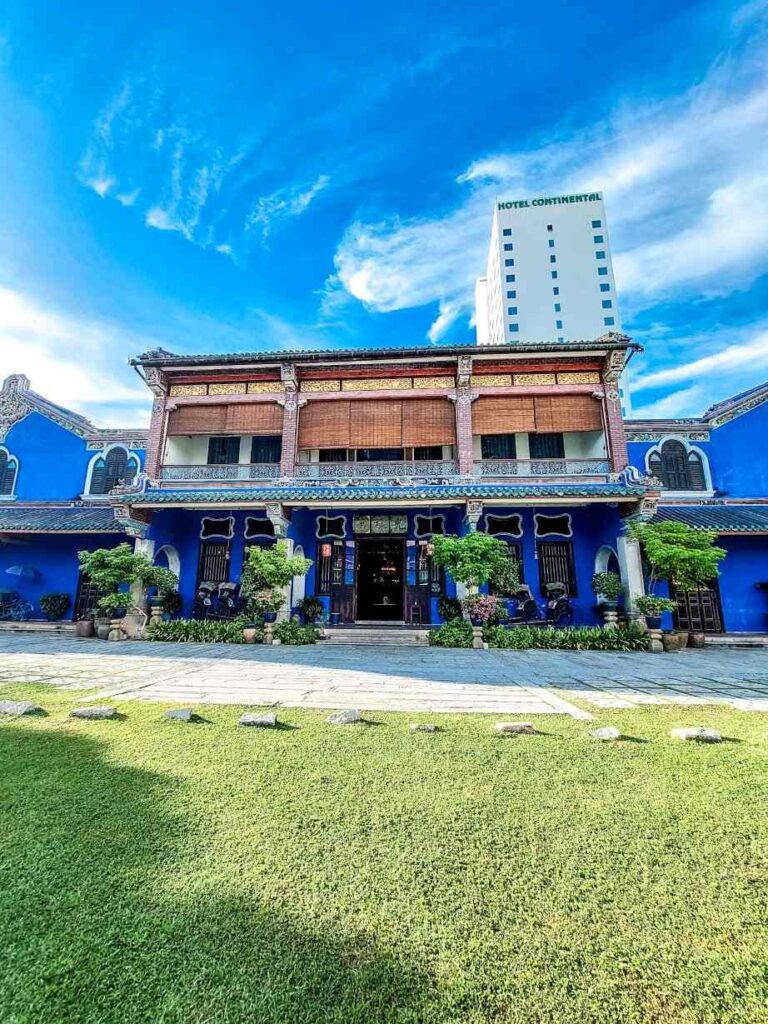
[498,192,602,210]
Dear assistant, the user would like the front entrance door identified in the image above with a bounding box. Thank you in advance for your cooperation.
[672,582,724,633]
[356,539,404,621]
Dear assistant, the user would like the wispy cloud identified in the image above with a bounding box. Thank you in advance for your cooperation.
[635,325,768,391]
[244,174,330,241]
[333,3,768,342]
[0,285,155,426]
[631,385,709,419]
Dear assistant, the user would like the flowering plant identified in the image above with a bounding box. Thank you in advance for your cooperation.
[462,593,507,625]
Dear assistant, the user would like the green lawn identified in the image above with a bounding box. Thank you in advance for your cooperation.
[1,684,767,1024]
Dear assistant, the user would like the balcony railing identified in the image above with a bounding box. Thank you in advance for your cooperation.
[475,458,611,478]
[294,460,459,481]
[159,463,281,482]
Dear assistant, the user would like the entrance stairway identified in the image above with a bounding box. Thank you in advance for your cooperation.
[322,625,430,647]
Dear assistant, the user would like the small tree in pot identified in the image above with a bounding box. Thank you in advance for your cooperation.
[78,544,178,636]
[298,596,324,625]
[591,571,624,628]
[240,542,312,630]
[431,532,517,602]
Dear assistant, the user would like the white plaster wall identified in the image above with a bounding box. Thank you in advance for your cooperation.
[563,430,607,458]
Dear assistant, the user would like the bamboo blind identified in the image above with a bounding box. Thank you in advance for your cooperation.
[298,401,351,448]
[166,405,227,435]
[533,395,602,432]
[472,397,536,434]
[224,403,283,434]
[401,399,456,446]
[349,400,403,448]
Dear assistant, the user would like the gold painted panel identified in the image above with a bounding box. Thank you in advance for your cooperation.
[341,377,412,391]
[247,381,284,394]
[300,380,341,392]
[208,382,247,395]
[169,384,208,397]
[556,372,601,385]
[471,374,512,387]
[413,375,455,389]
[513,373,557,386]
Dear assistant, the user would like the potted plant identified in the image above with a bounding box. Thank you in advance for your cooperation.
[239,541,311,637]
[78,543,179,636]
[431,532,515,609]
[74,613,95,638]
[39,592,71,621]
[635,595,677,630]
[462,593,506,627]
[298,596,324,625]
[591,572,624,610]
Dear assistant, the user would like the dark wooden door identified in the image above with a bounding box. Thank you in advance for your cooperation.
[197,541,230,585]
[673,583,724,633]
[73,574,100,620]
[356,539,404,621]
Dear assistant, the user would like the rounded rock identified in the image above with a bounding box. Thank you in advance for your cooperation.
[495,722,536,735]
[326,709,362,725]
[670,727,722,743]
[589,726,622,741]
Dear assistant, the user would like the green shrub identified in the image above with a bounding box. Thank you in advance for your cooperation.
[428,620,474,648]
[297,597,324,622]
[484,624,648,651]
[273,620,318,645]
[145,617,256,644]
[436,595,463,621]
[39,593,71,621]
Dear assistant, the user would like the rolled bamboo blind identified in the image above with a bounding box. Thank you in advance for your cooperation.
[224,403,283,434]
[349,400,403,448]
[298,401,351,448]
[472,397,536,434]
[401,399,456,446]
[166,405,227,435]
[533,395,602,432]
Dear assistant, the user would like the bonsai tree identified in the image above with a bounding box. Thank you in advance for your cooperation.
[628,519,726,594]
[239,541,311,622]
[635,595,677,618]
[431,532,515,591]
[591,571,624,605]
[39,593,71,621]
[78,543,178,628]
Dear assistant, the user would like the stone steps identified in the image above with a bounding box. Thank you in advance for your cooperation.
[0,620,76,635]
[323,627,430,647]
[703,634,768,648]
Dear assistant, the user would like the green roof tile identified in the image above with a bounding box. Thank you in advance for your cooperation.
[652,505,768,534]
[0,505,125,533]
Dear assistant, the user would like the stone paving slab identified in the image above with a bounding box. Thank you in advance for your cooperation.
[0,634,767,717]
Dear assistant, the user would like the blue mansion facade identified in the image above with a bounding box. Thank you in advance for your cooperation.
[1,337,767,634]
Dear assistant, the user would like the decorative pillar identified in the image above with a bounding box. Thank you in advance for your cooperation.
[278,362,303,479]
[265,503,292,621]
[452,354,475,476]
[601,348,629,471]
[617,533,645,621]
[142,368,168,481]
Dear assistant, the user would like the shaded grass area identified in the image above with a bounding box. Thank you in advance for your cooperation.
[1,683,767,1023]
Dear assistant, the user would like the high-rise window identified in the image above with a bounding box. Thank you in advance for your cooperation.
[509,323,519,332]
[555,319,563,329]
[502,228,512,236]
[506,290,516,299]
[604,316,615,326]
[599,283,610,292]
[506,274,515,282]
[591,219,601,228]
[507,306,518,315]
[549,254,557,263]
[552,286,560,295]
[593,235,604,243]
[503,243,514,251]
[554,302,561,312]
[548,239,555,248]
[505,258,514,267]
[595,250,606,259]
[597,267,608,276]
[551,270,558,279]
[601,299,613,309]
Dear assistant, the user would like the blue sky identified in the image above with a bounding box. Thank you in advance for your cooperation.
[0,0,767,425]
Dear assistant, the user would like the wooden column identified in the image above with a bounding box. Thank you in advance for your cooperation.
[278,362,302,479]
[453,354,475,476]
[602,349,629,471]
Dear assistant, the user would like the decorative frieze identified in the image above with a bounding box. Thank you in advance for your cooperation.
[513,373,557,386]
[556,371,601,385]
[208,382,247,396]
[413,375,454,389]
[341,377,412,391]
[471,374,512,388]
[626,430,710,442]
[247,381,284,394]
[169,384,207,397]
[300,380,341,392]
[169,381,283,398]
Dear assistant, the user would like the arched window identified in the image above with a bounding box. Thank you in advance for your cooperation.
[0,448,18,496]
[649,440,706,491]
[89,447,138,495]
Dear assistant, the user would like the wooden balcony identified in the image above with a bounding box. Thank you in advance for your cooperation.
[294,459,459,481]
[159,463,281,482]
[474,458,611,479]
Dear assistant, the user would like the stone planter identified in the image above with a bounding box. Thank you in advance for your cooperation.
[74,619,94,638]
[602,602,618,630]
[662,630,689,653]
[647,626,663,653]
[94,617,111,641]
[689,631,706,648]
[242,626,259,644]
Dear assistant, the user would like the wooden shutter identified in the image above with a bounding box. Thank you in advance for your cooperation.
[537,541,577,596]
[534,395,602,432]
[224,403,283,434]
[402,399,456,446]
[349,401,403,448]
[472,397,535,434]
[298,401,351,449]
[167,405,227,435]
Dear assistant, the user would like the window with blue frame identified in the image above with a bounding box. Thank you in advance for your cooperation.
[90,447,138,494]
[250,434,282,463]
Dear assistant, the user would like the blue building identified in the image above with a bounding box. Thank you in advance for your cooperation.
[2,340,768,636]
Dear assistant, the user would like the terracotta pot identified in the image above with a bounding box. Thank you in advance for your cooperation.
[74,619,94,638]
[242,626,259,644]
[688,632,707,648]
[662,630,689,653]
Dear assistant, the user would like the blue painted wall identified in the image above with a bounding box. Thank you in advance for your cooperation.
[717,537,768,632]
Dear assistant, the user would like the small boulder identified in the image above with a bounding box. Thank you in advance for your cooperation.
[165,708,194,723]
[670,727,722,743]
[589,726,622,741]
[410,723,438,733]
[326,709,362,726]
[70,706,117,720]
[0,700,42,717]
[495,721,536,735]
[239,712,278,728]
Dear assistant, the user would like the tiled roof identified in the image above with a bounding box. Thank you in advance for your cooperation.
[126,482,645,505]
[0,505,125,533]
[652,504,768,534]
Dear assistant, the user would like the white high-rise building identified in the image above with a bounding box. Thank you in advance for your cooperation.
[475,191,621,348]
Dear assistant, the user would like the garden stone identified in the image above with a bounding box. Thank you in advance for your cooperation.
[495,721,536,734]
[670,727,722,743]
[590,726,622,741]
[410,723,438,733]
[239,712,278,727]
[70,706,117,720]
[0,700,42,716]
[165,708,194,723]
[326,708,361,725]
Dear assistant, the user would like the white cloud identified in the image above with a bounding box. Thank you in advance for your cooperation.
[83,175,116,198]
[116,188,140,207]
[245,174,330,240]
[635,327,768,391]
[0,286,154,426]
[214,243,233,256]
[631,385,708,419]
[333,8,768,339]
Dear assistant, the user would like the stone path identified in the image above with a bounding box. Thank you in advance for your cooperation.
[0,635,767,718]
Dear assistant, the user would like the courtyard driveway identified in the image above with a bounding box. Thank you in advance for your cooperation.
[1,634,768,717]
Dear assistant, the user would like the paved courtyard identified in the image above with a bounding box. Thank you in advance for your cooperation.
[1,634,768,718]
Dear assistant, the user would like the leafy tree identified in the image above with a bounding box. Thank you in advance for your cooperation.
[431,532,515,591]
[627,520,726,593]
[240,541,311,620]
[78,543,178,622]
